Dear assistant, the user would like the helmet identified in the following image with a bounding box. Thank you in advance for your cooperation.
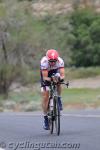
[46,49,59,61]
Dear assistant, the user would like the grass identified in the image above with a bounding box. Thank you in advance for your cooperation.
[0,87,100,111]
[62,88,100,109]
[65,67,100,80]
[1,87,99,110]
[9,88,100,104]
[8,89,41,102]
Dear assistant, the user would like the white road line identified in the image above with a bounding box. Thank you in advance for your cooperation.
[63,114,100,118]
[0,112,100,118]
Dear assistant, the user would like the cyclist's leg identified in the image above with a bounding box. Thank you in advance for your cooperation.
[41,69,59,114]
[57,84,61,95]
[41,87,50,130]
[40,71,50,130]
[41,87,49,114]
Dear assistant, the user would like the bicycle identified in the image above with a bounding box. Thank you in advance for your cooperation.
[47,75,69,136]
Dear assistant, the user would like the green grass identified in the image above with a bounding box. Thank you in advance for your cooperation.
[65,67,100,80]
[62,88,100,108]
[8,90,41,102]
[0,87,100,111]
[3,88,100,109]
[0,5,6,17]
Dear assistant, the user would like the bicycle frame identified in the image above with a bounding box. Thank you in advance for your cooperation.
[49,81,69,108]
[49,81,58,98]
[48,81,61,135]
[48,80,69,135]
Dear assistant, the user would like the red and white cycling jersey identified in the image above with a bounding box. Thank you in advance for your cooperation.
[40,56,64,71]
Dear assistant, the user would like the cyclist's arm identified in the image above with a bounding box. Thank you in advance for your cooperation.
[58,57,65,81]
[59,67,65,80]
[42,70,51,82]
[40,57,51,82]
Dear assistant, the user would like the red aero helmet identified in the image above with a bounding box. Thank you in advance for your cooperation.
[46,49,59,61]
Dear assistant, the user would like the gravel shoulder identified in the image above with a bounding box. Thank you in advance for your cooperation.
[69,76,100,88]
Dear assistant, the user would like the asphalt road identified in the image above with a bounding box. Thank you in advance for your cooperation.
[0,109,100,150]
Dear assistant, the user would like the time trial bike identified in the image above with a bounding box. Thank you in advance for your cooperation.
[47,75,69,136]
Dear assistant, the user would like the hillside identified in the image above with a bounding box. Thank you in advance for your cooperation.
[31,0,100,17]
[0,0,100,95]
[0,0,100,110]
[31,0,72,17]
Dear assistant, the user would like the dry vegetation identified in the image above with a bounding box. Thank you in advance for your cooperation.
[31,0,100,17]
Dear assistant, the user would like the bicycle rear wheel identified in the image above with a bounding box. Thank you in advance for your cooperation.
[54,97,60,136]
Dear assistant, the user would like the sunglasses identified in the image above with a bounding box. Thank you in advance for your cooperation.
[49,59,57,63]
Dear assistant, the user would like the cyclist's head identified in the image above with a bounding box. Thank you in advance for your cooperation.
[46,49,59,66]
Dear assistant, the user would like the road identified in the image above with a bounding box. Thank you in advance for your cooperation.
[0,109,100,150]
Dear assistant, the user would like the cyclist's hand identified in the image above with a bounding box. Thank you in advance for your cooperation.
[51,76,58,83]
[51,73,60,83]
[59,78,64,83]
[54,73,64,83]
[55,73,60,83]
[55,73,60,78]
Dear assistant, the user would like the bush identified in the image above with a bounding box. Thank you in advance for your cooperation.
[69,8,100,67]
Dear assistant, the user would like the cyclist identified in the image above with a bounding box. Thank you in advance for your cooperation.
[40,49,65,130]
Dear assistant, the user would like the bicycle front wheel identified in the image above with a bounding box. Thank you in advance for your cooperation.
[54,97,60,136]
[49,111,54,134]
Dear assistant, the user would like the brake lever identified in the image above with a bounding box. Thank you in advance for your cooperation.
[66,81,69,88]
[62,81,69,88]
